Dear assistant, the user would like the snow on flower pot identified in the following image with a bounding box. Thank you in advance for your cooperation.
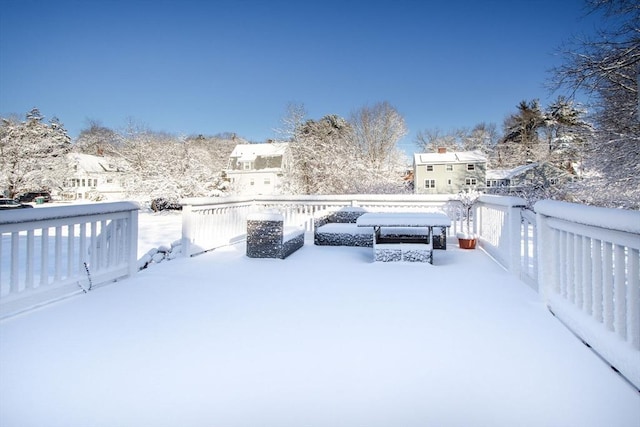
[456,232,477,249]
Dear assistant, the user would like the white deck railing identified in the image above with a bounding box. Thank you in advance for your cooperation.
[181,194,465,257]
[3,195,637,388]
[0,202,139,319]
[473,195,538,289]
[535,200,640,389]
[474,195,528,278]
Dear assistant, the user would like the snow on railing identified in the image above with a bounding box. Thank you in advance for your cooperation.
[0,202,139,319]
[181,194,465,257]
[535,200,640,389]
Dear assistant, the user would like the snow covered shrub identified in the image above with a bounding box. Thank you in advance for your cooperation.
[151,198,182,212]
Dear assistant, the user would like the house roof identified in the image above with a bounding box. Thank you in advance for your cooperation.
[486,162,570,180]
[69,153,125,173]
[487,163,539,180]
[229,143,289,162]
[414,150,487,165]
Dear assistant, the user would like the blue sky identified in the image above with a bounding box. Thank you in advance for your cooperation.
[0,0,600,152]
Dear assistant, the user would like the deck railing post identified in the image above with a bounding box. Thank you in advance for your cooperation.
[508,203,523,278]
[181,204,193,257]
[127,208,139,276]
[536,209,553,303]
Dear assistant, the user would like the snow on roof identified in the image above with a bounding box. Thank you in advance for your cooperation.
[486,163,540,180]
[230,142,289,162]
[486,162,571,181]
[69,153,124,173]
[414,150,487,165]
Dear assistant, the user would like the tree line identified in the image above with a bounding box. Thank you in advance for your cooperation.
[0,101,410,203]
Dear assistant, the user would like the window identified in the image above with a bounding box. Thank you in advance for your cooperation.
[425,179,436,189]
[243,162,251,170]
[447,179,452,185]
[264,178,271,185]
[467,164,475,171]
[465,178,477,186]
[250,178,255,186]
[426,165,433,172]
[446,164,453,172]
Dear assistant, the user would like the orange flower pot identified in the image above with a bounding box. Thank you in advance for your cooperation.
[458,238,477,249]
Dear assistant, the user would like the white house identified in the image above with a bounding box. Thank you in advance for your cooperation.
[61,153,127,201]
[224,142,289,195]
[486,162,573,193]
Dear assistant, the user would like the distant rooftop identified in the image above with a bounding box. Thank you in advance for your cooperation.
[486,163,539,180]
[414,149,487,165]
[229,142,289,162]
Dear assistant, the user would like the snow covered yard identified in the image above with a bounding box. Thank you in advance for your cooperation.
[137,209,183,258]
[1,234,638,426]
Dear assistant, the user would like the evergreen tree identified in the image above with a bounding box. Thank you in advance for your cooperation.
[498,100,545,167]
[0,108,71,198]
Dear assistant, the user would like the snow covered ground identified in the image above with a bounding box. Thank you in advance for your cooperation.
[1,211,639,427]
[137,209,183,258]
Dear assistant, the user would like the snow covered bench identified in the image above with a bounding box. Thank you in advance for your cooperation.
[246,212,304,259]
[356,212,451,264]
[313,207,373,247]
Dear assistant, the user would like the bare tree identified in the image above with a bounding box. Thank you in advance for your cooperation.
[415,128,459,153]
[550,0,639,208]
[349,101,407,173]
[274,102,307,142]
[415,123,499,156]
[75,120,122,156]
[283,114,358,195]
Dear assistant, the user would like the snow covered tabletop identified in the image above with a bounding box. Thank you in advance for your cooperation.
[355,212,451,227]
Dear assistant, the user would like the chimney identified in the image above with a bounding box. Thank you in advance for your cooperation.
[438,147,447,154]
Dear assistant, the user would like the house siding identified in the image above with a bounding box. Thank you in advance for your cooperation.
[414,151,487,195]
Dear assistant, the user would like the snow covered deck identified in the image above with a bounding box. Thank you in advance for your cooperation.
[1,240,638,426]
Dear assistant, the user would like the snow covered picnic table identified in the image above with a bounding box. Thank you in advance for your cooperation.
[355,212,452,229]
[356,212,451,263]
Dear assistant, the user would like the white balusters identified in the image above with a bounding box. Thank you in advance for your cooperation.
[535,199,640,390]
[0,202,139,319]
